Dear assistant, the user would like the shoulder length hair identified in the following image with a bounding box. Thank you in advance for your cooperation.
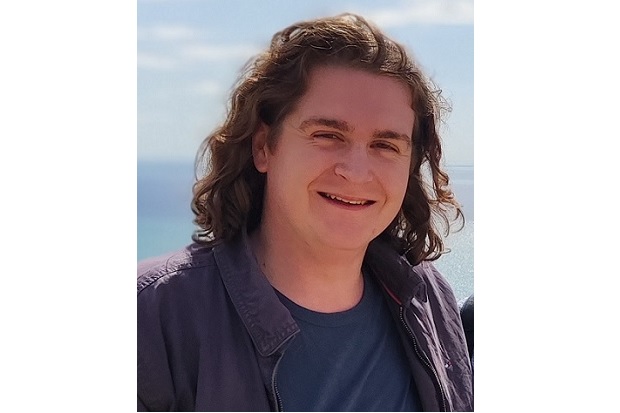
[191,13,463,266]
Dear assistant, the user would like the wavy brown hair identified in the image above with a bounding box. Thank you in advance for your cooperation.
[191,13,464,265]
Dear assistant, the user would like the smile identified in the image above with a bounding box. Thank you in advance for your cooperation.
[319,192,375,206]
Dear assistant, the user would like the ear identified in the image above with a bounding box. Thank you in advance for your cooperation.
[252,122,270,173]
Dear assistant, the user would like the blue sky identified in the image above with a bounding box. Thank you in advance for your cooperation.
[138,0,473,165]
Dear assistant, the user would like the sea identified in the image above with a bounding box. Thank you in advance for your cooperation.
[138,162,474,301]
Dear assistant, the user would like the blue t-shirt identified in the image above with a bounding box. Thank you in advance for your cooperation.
[275,274,421,412]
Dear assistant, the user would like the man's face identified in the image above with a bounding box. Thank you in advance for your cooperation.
[253,65,414,253]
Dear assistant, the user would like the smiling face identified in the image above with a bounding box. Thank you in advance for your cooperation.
[252,65,415,254]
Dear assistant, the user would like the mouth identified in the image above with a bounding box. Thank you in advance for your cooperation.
[318,192,375,206]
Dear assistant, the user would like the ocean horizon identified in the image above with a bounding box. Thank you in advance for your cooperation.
[137,160,473,300]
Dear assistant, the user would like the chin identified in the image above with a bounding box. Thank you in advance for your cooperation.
[314,225,383,252]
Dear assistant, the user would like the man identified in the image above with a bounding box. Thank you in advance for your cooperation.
[138,13,473,411]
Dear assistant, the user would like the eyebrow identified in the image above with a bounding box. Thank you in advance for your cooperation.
[298,117,351,132]
[298,117,411,146]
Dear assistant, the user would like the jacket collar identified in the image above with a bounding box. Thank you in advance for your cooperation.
[213,232,428,355]
[364,238,428,307]
[213,231,299,357]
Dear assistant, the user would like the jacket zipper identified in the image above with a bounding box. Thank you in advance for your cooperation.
[271,360,284,412]
[399,306,450,412]
[271,336,295,412]
[272,360,284,412]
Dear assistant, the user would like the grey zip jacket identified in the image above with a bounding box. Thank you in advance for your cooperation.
[137,232,474,411]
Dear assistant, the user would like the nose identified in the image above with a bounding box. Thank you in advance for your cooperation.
[334,146,373,184]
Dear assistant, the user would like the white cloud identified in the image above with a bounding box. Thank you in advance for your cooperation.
[137,40,261,71]
[138,25,201,41]
[181,43,261,62]
[192,80,226,97]
[137,52,177,70]
[365,0,473,27]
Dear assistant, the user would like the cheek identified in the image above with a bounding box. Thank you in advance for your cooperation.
[267,150,326,194]
[287,148,336,179]
[383,162,411,200]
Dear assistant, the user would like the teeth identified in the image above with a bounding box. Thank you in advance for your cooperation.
[324,193,368,205]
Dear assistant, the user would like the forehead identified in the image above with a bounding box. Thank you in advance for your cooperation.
[291,65,415,135]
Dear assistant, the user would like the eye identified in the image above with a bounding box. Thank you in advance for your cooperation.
[314,133,341,140]
[372,141,400,153]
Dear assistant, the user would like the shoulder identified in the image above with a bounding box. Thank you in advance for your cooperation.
[137,243,224,358]
[414,262,473,409]
[410,261,464,344]
[137,244,220,410]
[416,261,460,307]
[137,243,216,294]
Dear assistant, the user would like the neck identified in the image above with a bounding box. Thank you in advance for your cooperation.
[249,225,367,313]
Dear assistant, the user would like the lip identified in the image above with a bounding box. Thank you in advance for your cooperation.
[318,191,376,208]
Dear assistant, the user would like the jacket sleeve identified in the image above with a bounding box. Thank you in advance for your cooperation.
[138,395,148,412]
[421,261,474,411]
[137,276,177,411]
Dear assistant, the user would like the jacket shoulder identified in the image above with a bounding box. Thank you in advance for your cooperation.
[415,260,474,411]
[137,243,220,411]
[137,243,216,295]
[417,261,461,306]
